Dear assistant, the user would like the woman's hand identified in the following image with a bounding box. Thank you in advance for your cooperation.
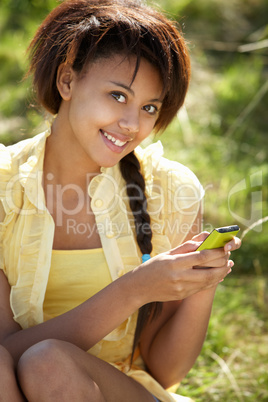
[191,231,241,252]
[187,231,241,268]
[134,231,241,304]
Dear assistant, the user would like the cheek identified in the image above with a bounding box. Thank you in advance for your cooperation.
[69,96,112,128]
[140,117,157,138]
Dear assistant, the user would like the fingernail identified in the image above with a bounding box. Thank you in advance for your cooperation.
[225,245,232,253]
[227,268,232,274]
[219,278,224,283]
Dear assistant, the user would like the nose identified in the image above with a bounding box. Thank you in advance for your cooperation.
[118,107,140,133]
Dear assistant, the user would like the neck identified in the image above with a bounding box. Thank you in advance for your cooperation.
[44,115,101,187]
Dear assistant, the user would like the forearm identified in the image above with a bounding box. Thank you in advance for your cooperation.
[2,271,142,364]
[145,286,217,388]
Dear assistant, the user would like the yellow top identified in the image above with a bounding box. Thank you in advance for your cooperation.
[44,248,134,362]
[0,127,203,401]
[43,248,112,320]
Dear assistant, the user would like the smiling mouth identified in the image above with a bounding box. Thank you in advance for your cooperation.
[102,130,128,147]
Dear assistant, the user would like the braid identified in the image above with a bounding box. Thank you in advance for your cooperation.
[119,151,163,364]
[120,151,152,254]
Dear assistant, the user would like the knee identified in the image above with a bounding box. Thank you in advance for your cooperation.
[17,339,67,393]
[17,339,105,401]
[17,339,67,378]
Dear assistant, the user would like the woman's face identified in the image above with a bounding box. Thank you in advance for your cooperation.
[56,54,163,172]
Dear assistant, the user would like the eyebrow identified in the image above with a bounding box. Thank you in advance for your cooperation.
[110,81,163,103]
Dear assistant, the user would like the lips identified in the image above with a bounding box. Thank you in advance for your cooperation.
[100,129,134,152]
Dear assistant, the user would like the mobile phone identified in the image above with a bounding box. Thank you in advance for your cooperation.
[197,225,240,251]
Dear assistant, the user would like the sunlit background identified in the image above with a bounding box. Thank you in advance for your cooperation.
[0,0,267,399]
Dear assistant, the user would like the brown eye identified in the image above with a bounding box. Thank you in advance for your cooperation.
[143,104,158,115]
[111,92,126,103]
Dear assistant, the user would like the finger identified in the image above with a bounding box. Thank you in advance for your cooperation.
[218,260,234,283]
[160,259,234,301]
[168,240,201,256]
[200,250,231,268]
[202,260,234,284]
[191,231,210,243]
[169,231,214,256]
[194,252,230,269]
[186,264,232,289]
[159,265,223,300]
[169,231,213,256]
[224,236,242,253]
[170,247,227,269]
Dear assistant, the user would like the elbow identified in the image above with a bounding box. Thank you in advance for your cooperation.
[151,367,190,390]
[163,376,188,391]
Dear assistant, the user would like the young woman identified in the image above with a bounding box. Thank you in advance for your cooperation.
[0,0,241,401]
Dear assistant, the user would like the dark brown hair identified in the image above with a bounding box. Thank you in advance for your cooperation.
[27,0,191,364]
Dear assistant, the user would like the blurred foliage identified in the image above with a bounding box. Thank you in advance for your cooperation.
[0,0,59,142]
[0,0,268,274]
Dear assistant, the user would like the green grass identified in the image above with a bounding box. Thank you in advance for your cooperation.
[176,276,268,401]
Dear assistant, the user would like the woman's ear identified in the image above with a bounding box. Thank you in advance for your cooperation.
[56,63,75,101]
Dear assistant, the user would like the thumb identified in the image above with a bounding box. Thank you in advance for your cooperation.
[191,231,210,243]
[169,232,210,256]
[169,239,200,255]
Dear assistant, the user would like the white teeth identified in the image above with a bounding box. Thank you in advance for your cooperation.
[103,131,127,147]
[114,139,125,146]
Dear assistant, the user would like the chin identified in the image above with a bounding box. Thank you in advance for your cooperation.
[100,160,120,168]
[102,154,128,168]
